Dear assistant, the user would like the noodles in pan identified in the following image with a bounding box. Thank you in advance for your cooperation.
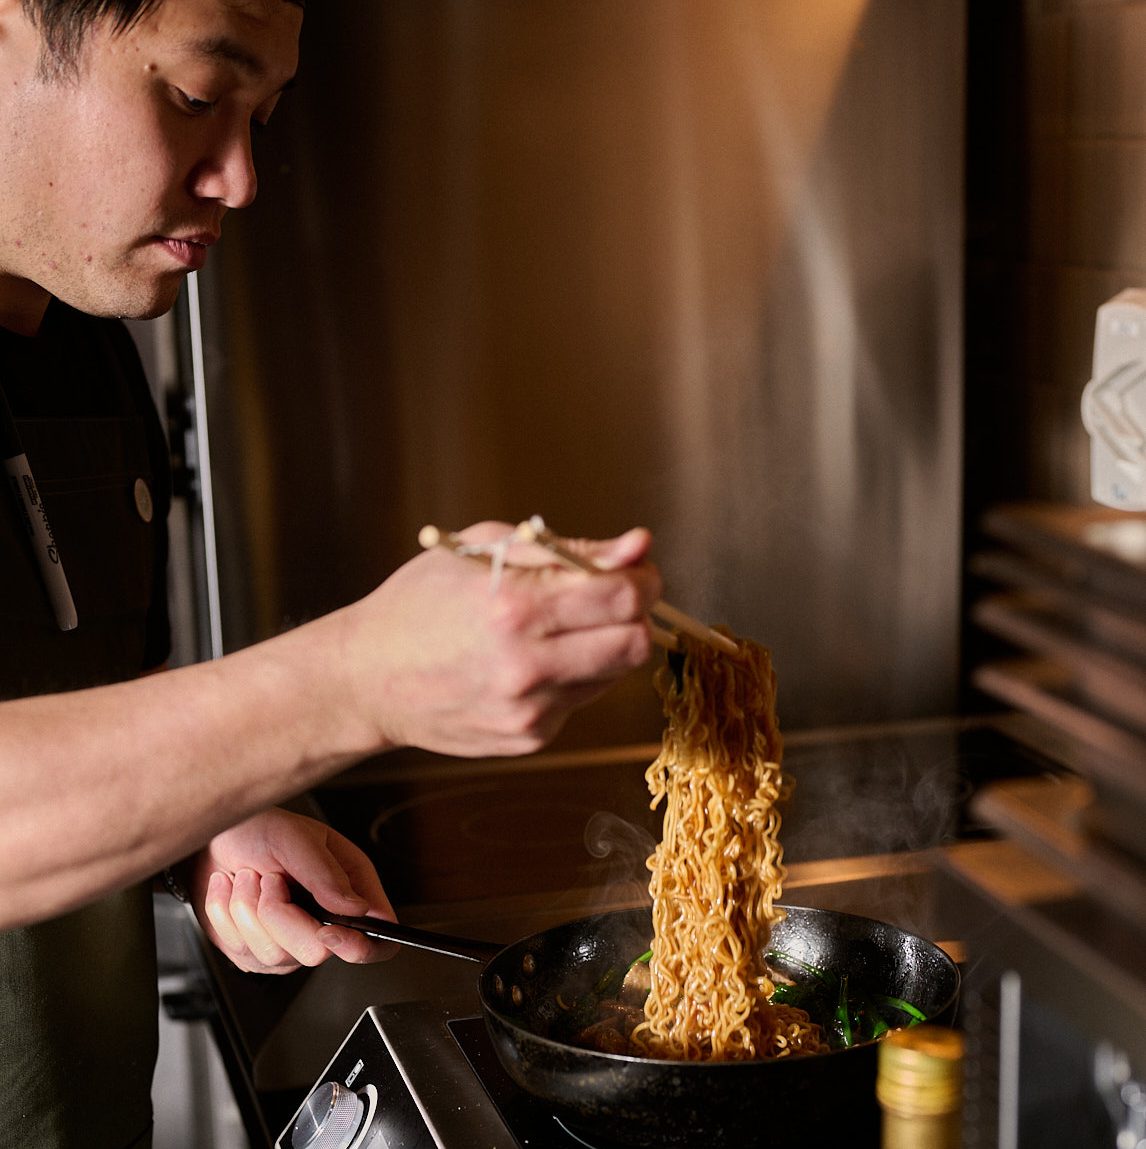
[631,633,826,1061]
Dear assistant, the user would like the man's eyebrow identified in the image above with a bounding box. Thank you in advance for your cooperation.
[183,35,297,91]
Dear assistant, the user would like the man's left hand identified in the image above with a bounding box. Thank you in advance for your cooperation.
[186,807,398,974]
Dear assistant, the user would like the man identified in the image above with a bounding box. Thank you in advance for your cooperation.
[0,1,662,1145]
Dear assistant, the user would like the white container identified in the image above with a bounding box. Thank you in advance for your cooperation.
[1082,288,1146,509]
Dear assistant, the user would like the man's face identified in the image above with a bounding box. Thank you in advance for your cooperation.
[0,0,302,328]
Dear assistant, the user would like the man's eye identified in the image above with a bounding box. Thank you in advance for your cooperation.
[174,88,216,115]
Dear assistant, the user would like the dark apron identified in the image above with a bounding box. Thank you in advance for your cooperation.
[0,318,171,1149]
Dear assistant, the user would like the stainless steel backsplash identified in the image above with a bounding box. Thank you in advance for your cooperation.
[189,0,966,746]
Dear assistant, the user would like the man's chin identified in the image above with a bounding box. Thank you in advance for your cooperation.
[78,277,186,322]
[122,296,182,321]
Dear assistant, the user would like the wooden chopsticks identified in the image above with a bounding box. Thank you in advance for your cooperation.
[418,519,739,657]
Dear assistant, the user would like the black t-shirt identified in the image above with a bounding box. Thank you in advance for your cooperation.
[0,300,172,695]
[0,300,173,1149]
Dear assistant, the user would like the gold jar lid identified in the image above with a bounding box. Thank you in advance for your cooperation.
[876,1026,965,1117]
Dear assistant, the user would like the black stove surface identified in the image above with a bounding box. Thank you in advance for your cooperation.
[448,1016,637,1149]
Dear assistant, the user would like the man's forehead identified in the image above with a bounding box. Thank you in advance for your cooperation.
[138,0,301,75]
[142,0,303,39]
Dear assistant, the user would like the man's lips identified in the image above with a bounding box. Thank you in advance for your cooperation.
[157,233,218,271]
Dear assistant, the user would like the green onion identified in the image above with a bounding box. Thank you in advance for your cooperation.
[871,992,928,1023]
[834,974,854,1048]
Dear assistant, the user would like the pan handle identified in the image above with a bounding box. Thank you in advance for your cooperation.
[289,888,502,963]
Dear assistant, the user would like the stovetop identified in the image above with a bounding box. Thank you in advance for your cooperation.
[276,1001,884,1149]
[273,998,650,1149]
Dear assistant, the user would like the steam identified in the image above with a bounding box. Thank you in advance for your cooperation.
[777,734,971,943]
[583,810,657,911]
[785,741,966,862]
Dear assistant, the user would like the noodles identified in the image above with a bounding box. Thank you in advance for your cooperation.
[631,633,826,1062]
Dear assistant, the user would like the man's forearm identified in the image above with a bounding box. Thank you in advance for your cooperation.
[0,613,377,929]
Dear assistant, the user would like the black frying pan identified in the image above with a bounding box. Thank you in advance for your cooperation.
[301,897,960,1148]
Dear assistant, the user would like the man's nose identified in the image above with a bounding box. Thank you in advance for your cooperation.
[190,127,258,209]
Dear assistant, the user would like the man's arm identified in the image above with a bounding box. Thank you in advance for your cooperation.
[0,523,661,928]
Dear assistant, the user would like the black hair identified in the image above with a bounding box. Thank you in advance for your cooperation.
[20,0,303,76]
[20,1,157,73]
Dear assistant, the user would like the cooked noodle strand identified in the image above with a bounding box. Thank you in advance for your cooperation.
[632,634,826,1061]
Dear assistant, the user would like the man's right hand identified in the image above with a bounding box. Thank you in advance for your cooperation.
[324,521,663,758]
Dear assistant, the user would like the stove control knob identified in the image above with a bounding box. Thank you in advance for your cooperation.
[290,1081,365,1149]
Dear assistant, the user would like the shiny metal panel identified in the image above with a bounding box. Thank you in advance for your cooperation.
[192,0,966,742]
